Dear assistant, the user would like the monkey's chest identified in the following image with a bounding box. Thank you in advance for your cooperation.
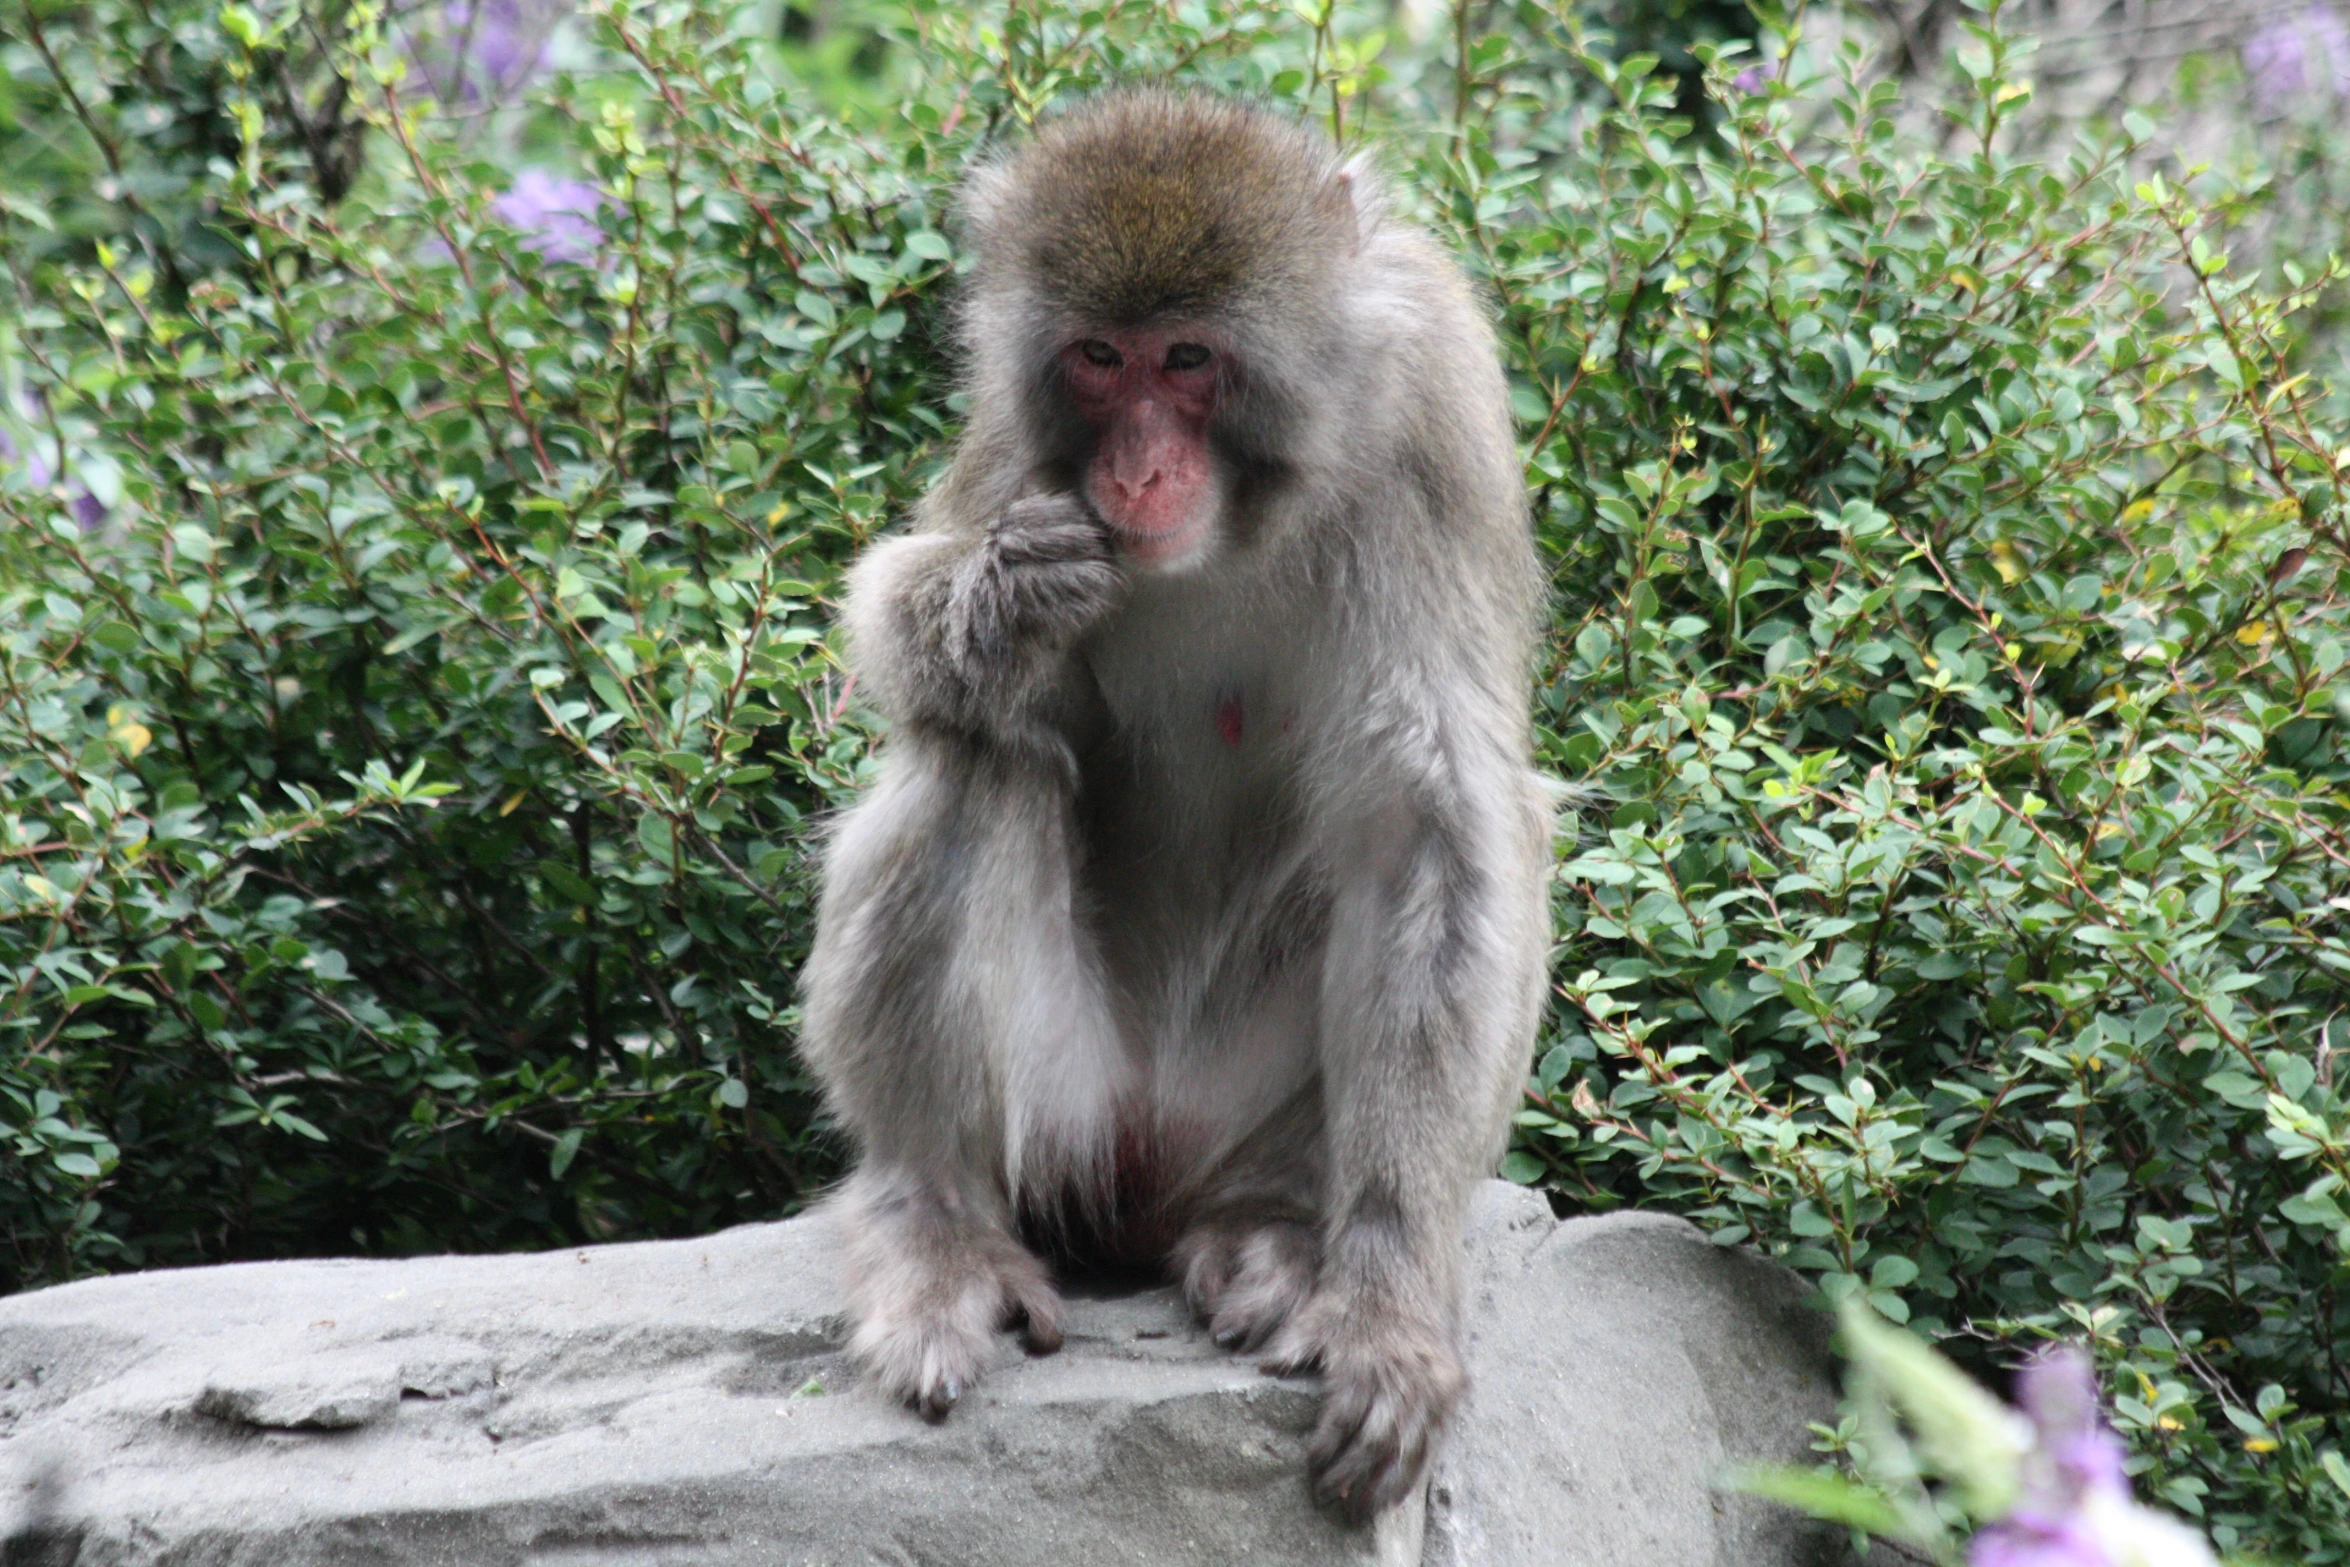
[1077,675,1301,884]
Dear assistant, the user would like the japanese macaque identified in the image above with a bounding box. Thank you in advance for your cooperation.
[799,89,1550,1523]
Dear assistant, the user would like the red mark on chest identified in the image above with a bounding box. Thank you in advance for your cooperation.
[1214,692,1244,748]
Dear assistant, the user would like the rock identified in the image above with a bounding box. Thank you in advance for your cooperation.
[1428,1190,1853,1566]
[0,1183,1853,1566]
[194,1349,402,1430]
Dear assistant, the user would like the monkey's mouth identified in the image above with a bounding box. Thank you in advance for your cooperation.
[1109,513,1214,571]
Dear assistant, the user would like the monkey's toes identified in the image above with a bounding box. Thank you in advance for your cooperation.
[914,1375,962,1423]
[1308,1370,1439,1524]
[850,1313,991,1424]
[1275,1312,1462,1525]
[1177,1218,1317,1353]
[1008,1282,1065,1356]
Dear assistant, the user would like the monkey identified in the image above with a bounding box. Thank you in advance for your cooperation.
[797,89,1551,1524]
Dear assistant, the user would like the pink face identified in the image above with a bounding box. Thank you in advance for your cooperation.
[1056,328,1226,569]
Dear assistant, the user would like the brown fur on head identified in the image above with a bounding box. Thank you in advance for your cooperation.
[963,89,1360,328]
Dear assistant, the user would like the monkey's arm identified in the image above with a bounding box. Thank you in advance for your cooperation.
[1273,673,1553,1522]
[841,492,1119,759]
[806,485,1126,1421]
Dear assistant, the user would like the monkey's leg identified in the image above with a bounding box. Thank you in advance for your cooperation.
[1263,768,1552,1523]
[828,1166,1063,1420]
[802,743,1122,1419]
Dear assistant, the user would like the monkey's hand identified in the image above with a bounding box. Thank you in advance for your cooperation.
[949,492,1122,670]
[843,493,1120,751]
[1261,1294,1464,1525]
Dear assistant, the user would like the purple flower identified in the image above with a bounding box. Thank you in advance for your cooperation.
[0,409,107,532]
[1967,1350,2215,1567]
[403,0,563,105]
[0,424,53,489]
[1732,59,1780,93]
[490,170,605,265]
[2243,6,2350,112]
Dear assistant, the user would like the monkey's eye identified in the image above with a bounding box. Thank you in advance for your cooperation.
[1078,340,1122,368]
[1164,343,1212,372]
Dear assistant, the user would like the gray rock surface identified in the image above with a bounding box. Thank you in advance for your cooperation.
[0,1182,1851,1566]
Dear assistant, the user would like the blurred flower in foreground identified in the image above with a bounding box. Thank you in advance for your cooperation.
[2243,5,2350,114]
[1969,1350,2215,1567]
[1739,1307,2219,1567]
[1731,58,1780,93]
[491,170,605,264]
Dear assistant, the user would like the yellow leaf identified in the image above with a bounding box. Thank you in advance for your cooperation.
[499,791,528,817]
[2236,621,2272,646]
[2119,499,2154,524]
[2095,820,2122,840]
[1991,542,2024,584]
[116,722,152,759]
[2244,1437,2278,1453]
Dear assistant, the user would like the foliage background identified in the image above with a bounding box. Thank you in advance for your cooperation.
[6,0,2350,1555]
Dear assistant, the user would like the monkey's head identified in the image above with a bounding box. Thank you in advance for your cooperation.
[960,90,1370,573]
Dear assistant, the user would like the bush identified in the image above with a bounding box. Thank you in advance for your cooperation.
[5,0,2350,1556]
[1499,30,2350,1557]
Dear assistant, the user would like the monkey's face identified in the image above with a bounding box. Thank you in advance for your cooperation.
[1057,327,1227,572]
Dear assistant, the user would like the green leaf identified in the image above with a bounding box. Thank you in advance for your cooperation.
[1727,1465,1909,1538]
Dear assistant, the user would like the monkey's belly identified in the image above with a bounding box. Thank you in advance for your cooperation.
[1023,960,1322,1266]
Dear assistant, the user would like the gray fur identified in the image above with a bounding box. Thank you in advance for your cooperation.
[799,89,1549,1524]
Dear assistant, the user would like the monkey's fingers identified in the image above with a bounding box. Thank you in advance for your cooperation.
[992,525,1114,572]
[990,495,1114,563]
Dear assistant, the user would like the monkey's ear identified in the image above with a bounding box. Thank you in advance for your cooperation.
[1330,153,1388,254]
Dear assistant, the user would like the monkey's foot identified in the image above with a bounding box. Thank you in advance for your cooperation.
[1261,1298,1462,1525]
[840,1212,1064,1422]
[1174,1216,1318,1353]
